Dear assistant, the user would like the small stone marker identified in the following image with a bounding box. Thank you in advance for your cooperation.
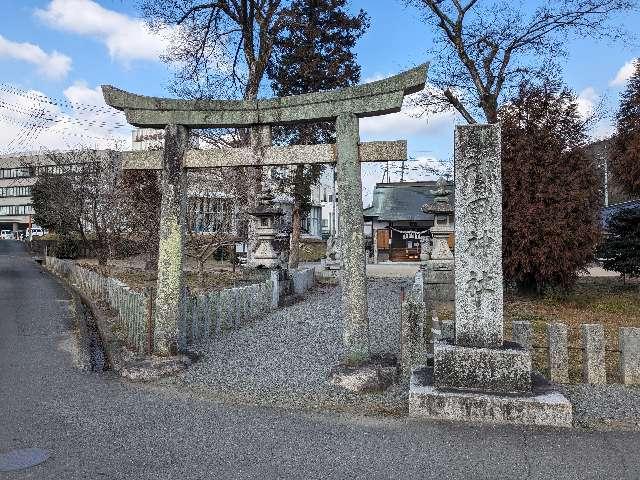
[582,324,606,384]
[512,321,533,350]
[620,327,640,385]
[548,323,569,384]
[400,285,427,379]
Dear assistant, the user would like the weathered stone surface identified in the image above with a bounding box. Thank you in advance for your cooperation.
[620,327,640,385]
[433,340,531,393]
[400,285,428,379]
[582,324,606,384]
[121,141,407,170]
[120,355,191,381]
[423,261,454,284]
[269,270,280,310]
[101,64,428,128]
[454,124,503,349]
[512,321,533,351]
[548,323,569,384]
[336,113,369,364]
[154,124,188,355]
[409,367,572,427]
[440,320,455,340]
[328,355,397,393]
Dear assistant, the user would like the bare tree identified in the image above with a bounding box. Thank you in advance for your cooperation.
[29,149,126,265]
[140,1,292,259]
[185,169,243,286]
[407,0,636,123]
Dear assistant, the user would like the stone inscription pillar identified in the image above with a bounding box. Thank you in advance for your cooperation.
[154,124,189,355]
[454,124,503,349]
[336,113,370,363]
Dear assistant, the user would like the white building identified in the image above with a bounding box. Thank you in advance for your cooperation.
[0,156,36,235]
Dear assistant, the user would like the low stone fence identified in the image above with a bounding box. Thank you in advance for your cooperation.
[290,267,316,295]
[179,278,275,349]
[45,257,309,355]
[435,319,640,386]
[404,271,640,386]
[45,256,151,353]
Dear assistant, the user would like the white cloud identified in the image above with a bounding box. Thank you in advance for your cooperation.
[0,34,71,80]
[360,99,458,140]
[576,87,599,119]
[35,0,171,63]
[363,73,390,84]
[0,83,131,154]
[610,59,637,87]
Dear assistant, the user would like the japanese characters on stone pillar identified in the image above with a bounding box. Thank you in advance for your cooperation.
[410,124,572,428]
[454,124,504,349]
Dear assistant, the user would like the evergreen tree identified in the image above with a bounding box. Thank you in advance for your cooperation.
[499,81,602,292]
[266,0,368,268]
[598,206,640,277]
[613,59,640,196]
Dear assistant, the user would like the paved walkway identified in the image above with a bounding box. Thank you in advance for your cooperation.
[2,241,640,479]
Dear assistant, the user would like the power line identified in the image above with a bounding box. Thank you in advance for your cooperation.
[0,100,130,130]
[0,84,123,117]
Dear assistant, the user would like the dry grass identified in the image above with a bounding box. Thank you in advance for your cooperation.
[505,277,640,383]
[76,261,268,293]
[433,277,640,384]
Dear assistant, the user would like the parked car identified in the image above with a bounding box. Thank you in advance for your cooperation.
[1,230,13,240]
[27,227,45,238]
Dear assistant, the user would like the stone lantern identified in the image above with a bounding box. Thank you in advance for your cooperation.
[247,188,283,269]
[419,177,455,304]
[421,177,454,260]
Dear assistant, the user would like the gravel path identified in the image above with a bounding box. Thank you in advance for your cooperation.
[562,384,640,430]
[174,278,413,414]
[173,277,640,429]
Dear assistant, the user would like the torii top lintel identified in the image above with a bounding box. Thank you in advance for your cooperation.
[101,63,428,129]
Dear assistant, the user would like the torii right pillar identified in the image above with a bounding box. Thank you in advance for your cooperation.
[409,124,573,427]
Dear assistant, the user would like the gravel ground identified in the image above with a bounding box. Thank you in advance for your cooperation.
[562,384,640,430]
[173,278,413,415]
[173,277,640,429]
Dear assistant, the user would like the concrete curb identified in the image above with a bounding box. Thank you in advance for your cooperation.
[43,262,190,381]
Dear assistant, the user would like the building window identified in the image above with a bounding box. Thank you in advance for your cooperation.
[1,168,31,179]
[0,205,34,215]
[0,186,32,197]
[190,196,234,233]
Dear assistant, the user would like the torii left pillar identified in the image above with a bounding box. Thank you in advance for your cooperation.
[154,124,189,355]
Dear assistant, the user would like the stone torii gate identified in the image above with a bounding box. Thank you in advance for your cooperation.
[102,63,428,361]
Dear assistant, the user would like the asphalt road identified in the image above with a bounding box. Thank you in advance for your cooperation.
[1,241,639,480]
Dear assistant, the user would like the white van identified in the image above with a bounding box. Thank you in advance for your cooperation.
[0,230,13,240]
[27,227,45,238]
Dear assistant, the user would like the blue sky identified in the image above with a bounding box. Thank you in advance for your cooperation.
[0,0,638,199]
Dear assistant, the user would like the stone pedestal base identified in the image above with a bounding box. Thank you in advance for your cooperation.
[422,259,454,303]
[434,340,531,393]
[328,354,397,393]
[409,366,572,427]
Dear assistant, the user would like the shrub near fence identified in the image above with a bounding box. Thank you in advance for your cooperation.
[45,256,151,353]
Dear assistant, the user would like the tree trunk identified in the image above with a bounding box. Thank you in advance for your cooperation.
[289,202,302,269]
[198,258,205,288]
